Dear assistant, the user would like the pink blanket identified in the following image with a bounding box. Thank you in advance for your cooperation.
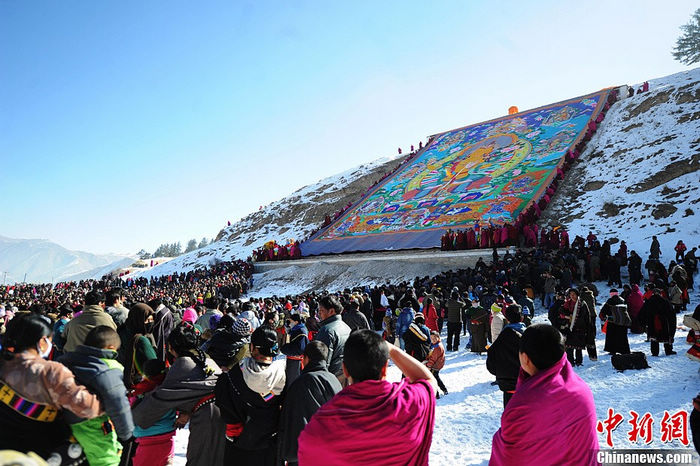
[298,378,435,465]
[491,354,599,465]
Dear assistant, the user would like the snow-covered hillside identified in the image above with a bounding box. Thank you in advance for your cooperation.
[0,235,133,284]
[541,68,700,258]
[132,156,406,278]
[135,68,698,285]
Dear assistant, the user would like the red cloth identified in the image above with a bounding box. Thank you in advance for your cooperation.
[298,378,435,465]
[490,354,599,465]
[133,431,175,466]
[425,304,438,331]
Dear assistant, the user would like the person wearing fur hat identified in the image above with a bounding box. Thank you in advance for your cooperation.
[215,326,286,466]
[561,288,591,366]
[204,316,251,370]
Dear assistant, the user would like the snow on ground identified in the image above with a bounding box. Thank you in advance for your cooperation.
[542,67,700,260]
[174,273,700,465]
[164,68,700,463]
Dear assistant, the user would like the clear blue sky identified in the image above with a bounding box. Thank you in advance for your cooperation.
[1,0,697,255]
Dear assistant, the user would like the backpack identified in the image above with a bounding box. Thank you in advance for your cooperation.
[611,352,650,371]
[609,304,631,327]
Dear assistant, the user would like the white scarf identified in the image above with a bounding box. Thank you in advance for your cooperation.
[569,299,580,332]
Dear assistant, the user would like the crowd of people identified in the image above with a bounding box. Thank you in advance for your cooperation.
[252,240,303,262]
[1,229,698,464]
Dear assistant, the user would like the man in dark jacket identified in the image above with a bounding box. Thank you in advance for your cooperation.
[278,341,342,466]
[580,286,598,361]
[628,251,643,285]
[341,299,370,331]
[315,295,352,383]
[445,290,465,351]
[640,288,677,356]
[487,305,526,408]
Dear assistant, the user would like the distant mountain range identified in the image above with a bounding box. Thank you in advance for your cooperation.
[0,235,134,284]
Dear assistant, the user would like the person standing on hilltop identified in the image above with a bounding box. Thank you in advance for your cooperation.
[650,236,662,260]
[628,250,643,285]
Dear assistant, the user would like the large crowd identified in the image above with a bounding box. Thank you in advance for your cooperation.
[1,230,698,465]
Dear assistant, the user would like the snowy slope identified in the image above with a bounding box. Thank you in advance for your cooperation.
[139,68,698,285]
[0,235,133,284]
[131,155,406,279]
[541,67,700,258]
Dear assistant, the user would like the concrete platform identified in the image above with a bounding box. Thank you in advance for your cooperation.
[253,247,514,273]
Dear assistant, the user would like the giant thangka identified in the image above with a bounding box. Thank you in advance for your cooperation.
[301,90,612,256]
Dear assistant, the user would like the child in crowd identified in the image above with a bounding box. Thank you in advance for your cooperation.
[129,359,177,466]
[59,325,134,466]
[425,331,448,397]
[382,310,397,344]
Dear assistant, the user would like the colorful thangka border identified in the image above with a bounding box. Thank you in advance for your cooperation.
[301,89,611,256]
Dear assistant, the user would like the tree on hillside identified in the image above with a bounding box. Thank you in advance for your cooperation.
[198,237,209,249]
[152,244,169,257]
[673,8,700,65]
[136,249,151,260]
[173,241,182,256]
[185,239,198,253]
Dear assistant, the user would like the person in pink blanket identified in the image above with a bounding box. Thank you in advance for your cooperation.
[491,324,599,465]
[297,329,437,465]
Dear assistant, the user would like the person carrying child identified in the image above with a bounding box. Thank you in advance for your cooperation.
[59,325,134,466]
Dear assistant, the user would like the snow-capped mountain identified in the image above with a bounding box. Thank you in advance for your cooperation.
[0,235,134,284]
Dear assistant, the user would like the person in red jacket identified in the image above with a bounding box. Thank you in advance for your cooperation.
[425,331,447,397]
[423,298,439,332]
[676,240,688,262]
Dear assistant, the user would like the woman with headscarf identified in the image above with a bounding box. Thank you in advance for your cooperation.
[148,298,176,363]
[118,303,157,389]
[132,323,225,466]
[0,315,101,459]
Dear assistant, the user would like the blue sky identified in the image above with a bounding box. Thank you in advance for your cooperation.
[1,0,697,255]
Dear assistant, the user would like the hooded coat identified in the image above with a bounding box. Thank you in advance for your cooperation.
[277,360,342,464]
[486,322,526,392]
[58,345,133,441]
[490,354,599,465]
[215,358,285,456]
